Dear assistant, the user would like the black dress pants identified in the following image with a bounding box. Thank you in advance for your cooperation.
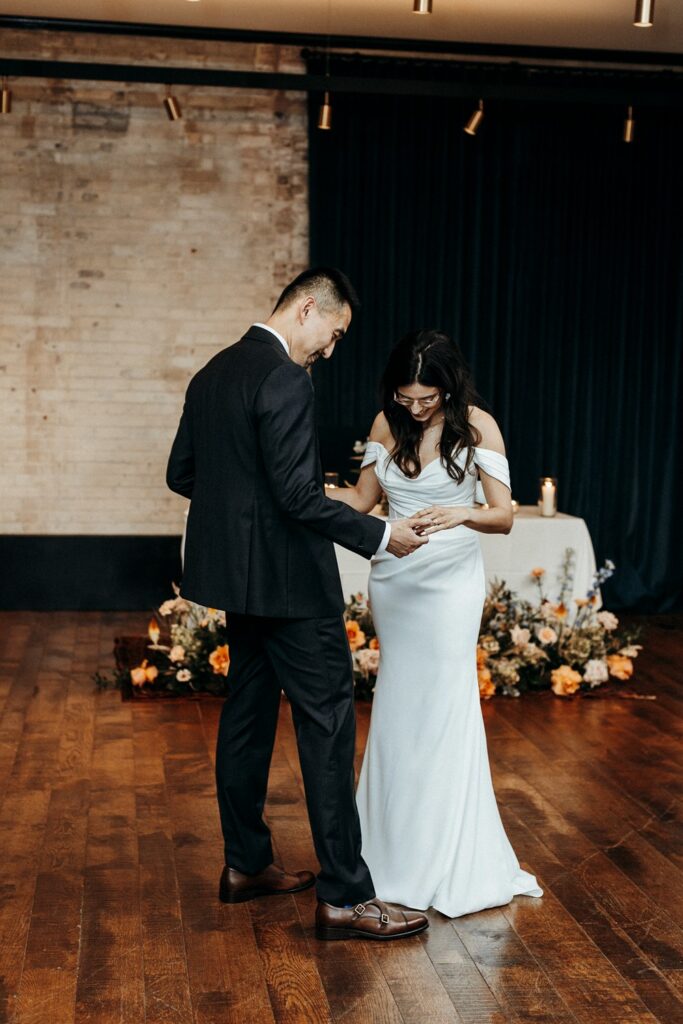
[215,613,375,907]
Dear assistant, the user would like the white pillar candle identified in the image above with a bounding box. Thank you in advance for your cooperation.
[541,478,556,517]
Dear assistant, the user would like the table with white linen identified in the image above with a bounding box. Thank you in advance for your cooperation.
[335,506,601,607]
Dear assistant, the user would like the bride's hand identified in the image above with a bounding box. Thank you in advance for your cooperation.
[412,505,470,535]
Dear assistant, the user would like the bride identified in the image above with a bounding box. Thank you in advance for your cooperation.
[331,329,542,917]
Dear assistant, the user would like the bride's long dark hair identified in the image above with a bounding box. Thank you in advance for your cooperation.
[381,329,483,483]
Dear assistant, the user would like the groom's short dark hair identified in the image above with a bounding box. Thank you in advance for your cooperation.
[273,267,360,317]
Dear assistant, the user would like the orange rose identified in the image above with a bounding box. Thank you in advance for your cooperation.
[476,646,488,669]
[130,658,158,687]
[531,567,546,578]
[130,665,148,687]
[551,665,582,696]
[606,654,633,681]
[553,603,568,619]
[209,644,230,676]
[477,667,496,699]
[346,620,367,651]
[369,637,380,650]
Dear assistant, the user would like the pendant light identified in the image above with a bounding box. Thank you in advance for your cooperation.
[163,87,182,121]
[634,0,654,26]
[413,0,433,12]
[464,99,484,136]
[1,78,11,114]
[624,105,635,143]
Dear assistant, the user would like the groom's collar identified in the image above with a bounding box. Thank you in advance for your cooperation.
[243,323,290,358]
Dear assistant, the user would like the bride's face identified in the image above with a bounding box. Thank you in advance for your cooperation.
[394,382,444,425]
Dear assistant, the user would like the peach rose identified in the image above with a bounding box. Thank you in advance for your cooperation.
[209,644,230,676]
[130,659,158,687]
[606,654,633,680]
[597,611,619,631]
[477,666,496,699]
[476,645,488,669]
[537,625,558,646]
[346,620,366,651]
[130,665,148,687]
[369,637,380,650]
[169,645,185,663]
[551,665,582,696]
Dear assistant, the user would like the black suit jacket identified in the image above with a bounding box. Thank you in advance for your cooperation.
[166,326,385,617]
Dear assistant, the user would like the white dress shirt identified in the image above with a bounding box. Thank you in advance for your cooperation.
[252,323,391,556]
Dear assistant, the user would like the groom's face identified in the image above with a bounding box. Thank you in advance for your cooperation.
[289,297,352,370]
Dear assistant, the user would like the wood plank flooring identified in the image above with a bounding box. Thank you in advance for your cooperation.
[0,611,681,1024]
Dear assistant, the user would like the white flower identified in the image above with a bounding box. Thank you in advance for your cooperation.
[169,645,185,663]
[619,644,642,657]
[510,625,531,647]
[537,625,558,645]
[176,669,192,682]
[355,648,380,676]
[596,611,619,631]
[583,658,609,686]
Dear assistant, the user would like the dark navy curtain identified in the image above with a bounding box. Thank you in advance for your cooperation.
[308,73,683,612]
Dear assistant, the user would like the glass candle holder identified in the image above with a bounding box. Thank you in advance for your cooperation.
[324,471,340,489]
[539,477,558,517]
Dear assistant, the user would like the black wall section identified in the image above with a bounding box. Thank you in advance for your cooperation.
[0,536,183,610]
[308,63,683,613]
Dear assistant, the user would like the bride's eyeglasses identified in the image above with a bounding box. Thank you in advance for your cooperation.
[393,390,441,409]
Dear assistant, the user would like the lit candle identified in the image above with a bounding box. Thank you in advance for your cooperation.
[148,618,160,645]
[540,478,556,517]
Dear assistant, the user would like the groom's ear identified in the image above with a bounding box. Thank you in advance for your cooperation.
[299,296,316,322]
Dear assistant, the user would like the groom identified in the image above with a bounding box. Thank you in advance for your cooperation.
[167,267,428,940]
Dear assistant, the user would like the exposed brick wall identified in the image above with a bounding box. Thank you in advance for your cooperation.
[0,30,309,535]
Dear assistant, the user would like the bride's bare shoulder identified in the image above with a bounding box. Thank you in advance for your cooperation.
[369,411,394,448]
[468,406,506,455]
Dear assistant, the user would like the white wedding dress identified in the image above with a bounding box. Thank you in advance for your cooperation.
[356,441,543,918]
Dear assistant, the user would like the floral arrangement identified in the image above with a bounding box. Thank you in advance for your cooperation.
[344,594,381,700]
[98,551,642,702]
[95,584,230,698]
[342,549,643,701]
[475,550,642,698]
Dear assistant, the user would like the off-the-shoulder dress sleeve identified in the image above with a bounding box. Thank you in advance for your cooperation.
[361,440,384,469]
[473,447,511,490]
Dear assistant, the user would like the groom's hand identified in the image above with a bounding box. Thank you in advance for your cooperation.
[386,519,429,558]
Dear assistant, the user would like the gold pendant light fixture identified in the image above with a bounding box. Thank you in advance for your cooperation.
[623,105,635,142]
[413,0,433,12]
[163,86,182,121]
[464,99,485,136]
[318,91,333,130]
[634,0,655,26]
[1,78,11,114]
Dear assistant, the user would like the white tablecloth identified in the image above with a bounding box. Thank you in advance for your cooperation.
[335,506,601,608]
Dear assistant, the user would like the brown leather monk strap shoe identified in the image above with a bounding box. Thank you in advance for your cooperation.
[219,863,315,904]
[315,898,429,941]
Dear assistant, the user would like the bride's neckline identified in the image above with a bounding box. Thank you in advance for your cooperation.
[368,440,505,477]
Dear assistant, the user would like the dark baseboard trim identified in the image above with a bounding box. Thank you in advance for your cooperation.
[0,535,183,611]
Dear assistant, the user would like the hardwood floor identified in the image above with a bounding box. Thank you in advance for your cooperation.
[0,611,681,1024]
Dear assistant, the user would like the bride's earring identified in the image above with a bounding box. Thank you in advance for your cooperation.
[445,393,451,401]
